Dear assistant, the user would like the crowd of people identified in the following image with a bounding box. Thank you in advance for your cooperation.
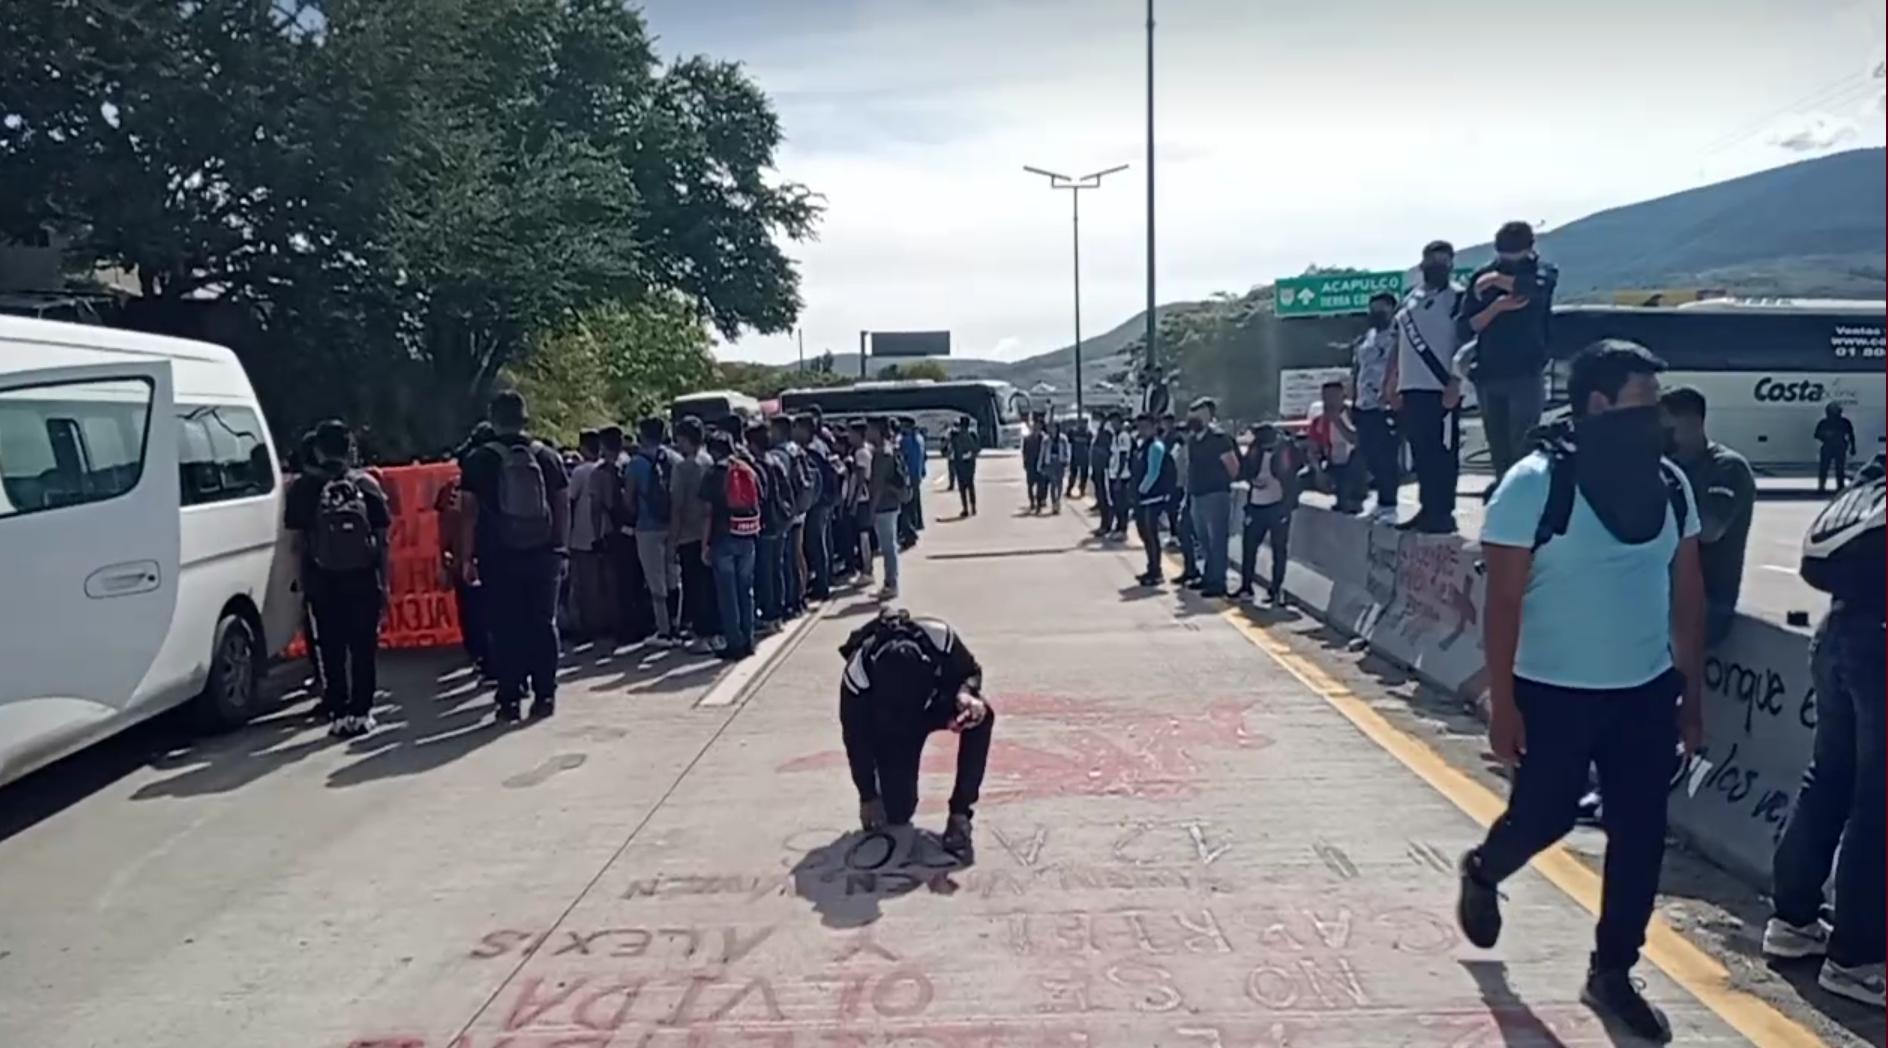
[290,390,959,732]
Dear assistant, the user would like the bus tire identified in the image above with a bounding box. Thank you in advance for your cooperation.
[194,613,261,731]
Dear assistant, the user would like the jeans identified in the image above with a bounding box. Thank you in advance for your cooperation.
[1471,669,1682,972]
[1399,390,1457,527]
[1188,490,1232,594]
[1044,464,1066,511]
[1135,499,1167,579]
[1353,407,1400,512]
[678,539,719,639]
[755,532,783,623]
[784,520,806,614]
[900,486,925,537]
[1239,502,1291,597]
[711,534,757,653]
[1818,447,1849,492]
[1772,605,1886,966]
[1478,372,1546,481]
[485,549,563,707]
[309,571,382,718]
[804,505,833,598]
[873,510,901,590]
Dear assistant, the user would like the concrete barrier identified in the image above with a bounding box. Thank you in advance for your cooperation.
[1270,502,1812,886]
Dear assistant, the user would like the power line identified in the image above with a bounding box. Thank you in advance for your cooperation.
[1696,72,1874,156]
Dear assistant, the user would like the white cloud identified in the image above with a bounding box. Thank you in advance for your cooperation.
[1769,112,1860,152]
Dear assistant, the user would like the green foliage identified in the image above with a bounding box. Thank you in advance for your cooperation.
[714,359,852,400]
[0,0,818,455]
[508,298,716,444]
[874,360,950,382]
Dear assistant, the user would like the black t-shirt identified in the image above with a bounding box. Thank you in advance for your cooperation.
[459,433,570,554]
[284,465,392,578]
[1186,427,1237,495]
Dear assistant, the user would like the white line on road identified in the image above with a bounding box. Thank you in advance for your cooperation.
[695,598,836,708]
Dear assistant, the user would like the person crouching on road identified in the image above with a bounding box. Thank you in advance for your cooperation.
[286,419,392,737]
[840,609,992,860]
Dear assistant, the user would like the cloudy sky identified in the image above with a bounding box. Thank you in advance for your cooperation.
[638,0,1887,365]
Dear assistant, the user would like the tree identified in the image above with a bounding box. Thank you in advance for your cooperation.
[506,297,715,445]
[875,360,950,382]
[714,359,851,400]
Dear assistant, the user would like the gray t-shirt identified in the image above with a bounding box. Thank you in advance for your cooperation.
[1676,441,1756,630]
[670,448,712,545]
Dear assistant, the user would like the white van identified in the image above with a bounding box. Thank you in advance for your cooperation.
[0,316,301,788]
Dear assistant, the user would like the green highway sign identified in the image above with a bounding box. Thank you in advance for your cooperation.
[1275,267,1484,317]
[1274,271,1405,318]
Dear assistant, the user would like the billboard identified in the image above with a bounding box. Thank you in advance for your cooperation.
[870,330,951,357]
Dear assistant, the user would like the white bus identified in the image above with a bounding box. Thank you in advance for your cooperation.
[0,317,300,788]
[778,379,1031,449]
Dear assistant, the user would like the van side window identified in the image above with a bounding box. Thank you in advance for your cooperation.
[0,378,153,519]
[178,405,275,506]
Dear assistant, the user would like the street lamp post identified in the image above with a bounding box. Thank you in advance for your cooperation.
[1023,164,1129,417]
[1143,0,1163,416]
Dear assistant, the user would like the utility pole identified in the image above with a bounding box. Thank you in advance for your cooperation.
[1023,164,1128,416]
[859,330,868,380]
[796,327,805,371]
[1142,0,1164,416]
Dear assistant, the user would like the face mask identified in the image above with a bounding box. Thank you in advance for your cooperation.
[1571,405,1669,544]
[1187,420,1205,435]
[1421,263,1451,285]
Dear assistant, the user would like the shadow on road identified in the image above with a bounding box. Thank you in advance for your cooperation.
[788,828,968,930]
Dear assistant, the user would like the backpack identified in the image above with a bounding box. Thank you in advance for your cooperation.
[310,469,379,573]
[888,447,913,505]
[785,444,818,517]
[1532,446,1689,551]
[811,442,842,508]
[636,449,674,527]
[1799,460,1885,602]
[486,438,554,550]
[839,611,945,726]
[724,456,763,538]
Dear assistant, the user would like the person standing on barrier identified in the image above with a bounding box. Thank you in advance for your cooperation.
[1130,412,1178,587]
[839,610,991,860]
[1235,423,1298,605]
[1456,341,1704,1043]
[459,392,570,722]
[1459,221,1558,491]
[286,420,392,737]
[1389,240,1465,535]
[1764,457,1885,1008]
[1352,292,1403,524]
[1184,398,1240,598]
[671,416,721,654]
[1659,387,1755,647]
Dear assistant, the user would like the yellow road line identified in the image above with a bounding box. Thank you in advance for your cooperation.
[1214,601,1824,1047]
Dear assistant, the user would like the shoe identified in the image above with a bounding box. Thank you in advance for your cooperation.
[1762,918,1832,960]
[529,699,555,719]
[877,586,899,602]
[1819,960,1886,1007]
[1369,506,1399,524]
[1199,589,1228,599]
[757,619,782,637]
[327,715,349,738]
[1135,572,1163,587]
[859,798,887,832]
[1185,577,1206,591]
[1575,790,1604,827]
[1456,851,1503,949]
[495,702,522,724]
[1394,516,1423,531]
[941,813,975,860]
[715,646,752,662]
[1264,587,1284,606]
[1232,585,1256,601]
[1581,968,1671,1042]
[648,633,677,649]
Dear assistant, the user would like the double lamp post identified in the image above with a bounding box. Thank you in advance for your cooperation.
[1021,163,1128,417]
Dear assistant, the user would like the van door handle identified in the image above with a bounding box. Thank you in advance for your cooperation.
[85,560,162,598]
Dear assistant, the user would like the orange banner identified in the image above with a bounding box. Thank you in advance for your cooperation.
[285,461,463,658]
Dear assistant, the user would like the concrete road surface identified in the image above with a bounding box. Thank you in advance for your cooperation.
[0,455,1870,1047]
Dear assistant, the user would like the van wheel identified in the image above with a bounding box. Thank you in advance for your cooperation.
[195,614,260,730]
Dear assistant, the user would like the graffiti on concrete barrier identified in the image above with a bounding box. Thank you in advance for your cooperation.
[1363,529,1478,654]
[776,694,1273,804]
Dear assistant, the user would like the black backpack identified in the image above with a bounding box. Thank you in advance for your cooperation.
[1800,458,1885,602]
[310,469,379,573]
[840,611,944,724]
[1532,445,1689,551]
[635,449,674,527]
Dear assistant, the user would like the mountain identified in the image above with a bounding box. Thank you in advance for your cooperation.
[997,147,1886,392]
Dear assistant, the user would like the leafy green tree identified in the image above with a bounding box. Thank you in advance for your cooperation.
[875,360,950,382]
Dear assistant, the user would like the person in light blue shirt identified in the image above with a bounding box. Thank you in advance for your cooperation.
[1455,340,1707,1043]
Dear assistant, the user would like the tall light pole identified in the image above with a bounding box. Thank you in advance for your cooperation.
[1023,163,1129,416]
[1142,0,1163,416]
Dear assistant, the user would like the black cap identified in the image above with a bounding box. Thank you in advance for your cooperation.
[1422,239,1455,256]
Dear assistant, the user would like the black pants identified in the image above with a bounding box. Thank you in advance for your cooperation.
[1470,669,1681,972]
[1091,467,1113,528]
[1399,390,1456,526]
[1167,496,1197,577]
[454,578,491,674]
[1239,502,1290,596]
[804,505,833,598]
[1818,447,1849,491]
[608,533,650,641]
[1773,605,1886,966]
[677,540,720,638]
[1026,467,1048,510]
[484,550,562,707]
[848,708,997,824]
[1135,499,1167,579]
[953,458,978,515]
[1105,480,1131,534]
[1353,407,1400,512]
[309,572,382,718]
[1068,454,1089,495]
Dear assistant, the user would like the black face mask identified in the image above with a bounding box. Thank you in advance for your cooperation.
[1186,420,1205,435]
[1368,311,1392,330]
[1572,405,1669,544]
[1420,263,1451,286]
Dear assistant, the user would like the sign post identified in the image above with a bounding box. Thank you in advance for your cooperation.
[1274,272,1407,318]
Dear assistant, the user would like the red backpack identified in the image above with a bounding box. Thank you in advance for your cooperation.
[725,457,763,537]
